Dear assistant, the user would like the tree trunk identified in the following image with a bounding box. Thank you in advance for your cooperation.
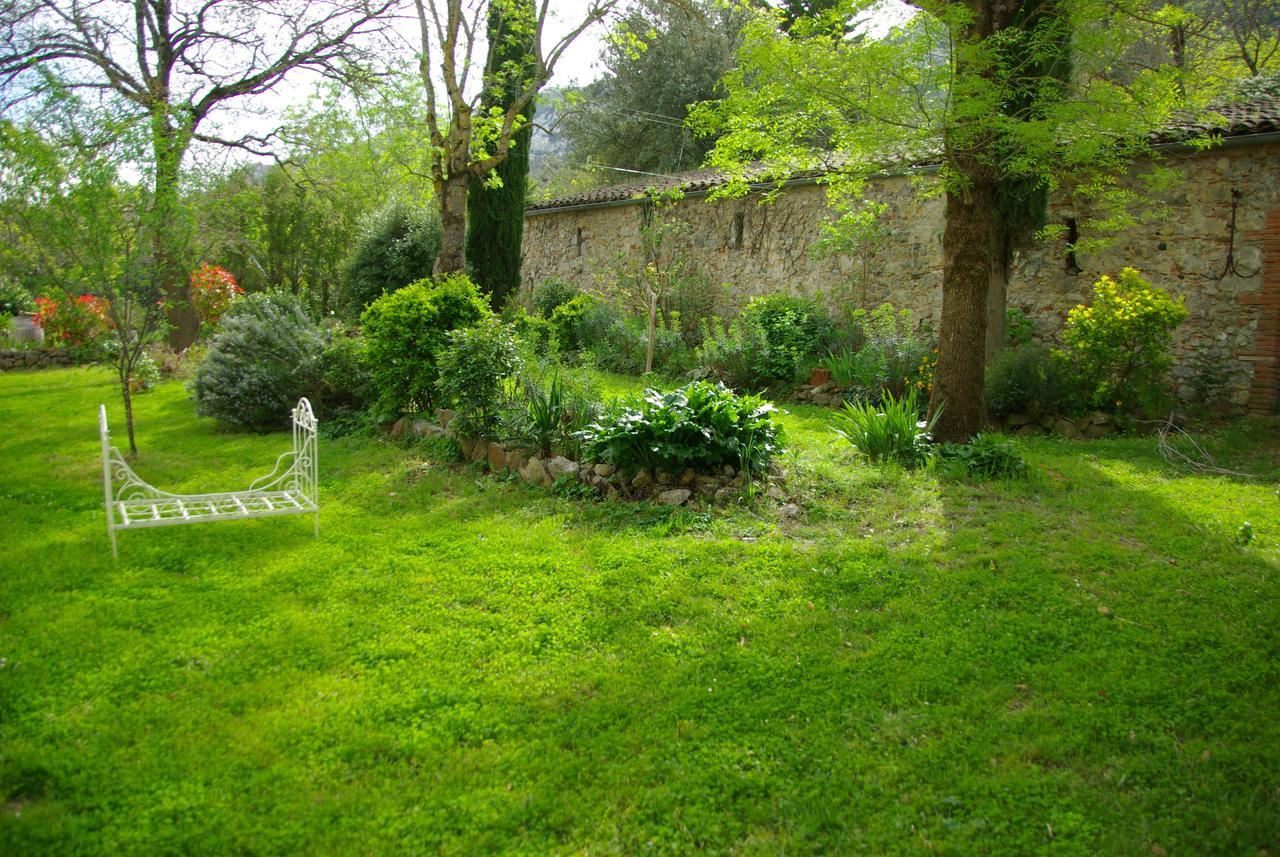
[435,174,470,274]
[930,173,998,442]
[151,121,198,349]
[644,289,658,375]
[121,372,138,457]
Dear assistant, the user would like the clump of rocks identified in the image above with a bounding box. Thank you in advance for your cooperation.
[792,381,846,407]
[990,411,1119,439]
[388,408,792,507]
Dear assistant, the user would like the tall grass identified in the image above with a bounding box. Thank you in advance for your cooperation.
[830,389,941,467]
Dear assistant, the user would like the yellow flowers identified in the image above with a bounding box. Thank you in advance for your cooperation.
[1061,267,1187,410]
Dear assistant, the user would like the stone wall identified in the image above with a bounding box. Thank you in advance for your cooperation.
[0,348,77,371]
[522,141,1280,413]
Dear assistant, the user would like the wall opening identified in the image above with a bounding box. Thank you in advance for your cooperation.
[1065,217,1081,275]
[732,212,745,250]
[575,227,584,257]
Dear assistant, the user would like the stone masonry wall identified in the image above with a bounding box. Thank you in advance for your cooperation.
[522,141,1280,412]
[0,348,76,371]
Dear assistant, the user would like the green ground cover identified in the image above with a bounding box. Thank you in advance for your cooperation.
[1,367,1277,854]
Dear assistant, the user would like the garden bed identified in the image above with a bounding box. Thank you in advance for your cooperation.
[391,408,791,507]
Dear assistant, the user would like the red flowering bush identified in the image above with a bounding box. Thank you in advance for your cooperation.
[33,294,112,347]
[189,265,243,327]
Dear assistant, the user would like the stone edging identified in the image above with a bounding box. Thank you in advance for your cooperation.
[389,410,798,512]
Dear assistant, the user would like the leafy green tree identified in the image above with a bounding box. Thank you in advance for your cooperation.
[410,0,615,274]
[694,0,1208,440]
[559,0,750,177]
[466,0,538,309]
[0,0,395,348]
[340,203,442,320]
[0,111,163,454]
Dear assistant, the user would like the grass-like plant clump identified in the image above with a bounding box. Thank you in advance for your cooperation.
[830,389,940,468]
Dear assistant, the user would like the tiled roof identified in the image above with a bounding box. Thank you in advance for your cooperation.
[527,95,1280,213]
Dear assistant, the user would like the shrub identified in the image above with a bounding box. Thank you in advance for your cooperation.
[531,278,580,318]
[935,433,1028,479]
[577,380,782,476]
[548,293,600,353]
[1005,307,1036,347]
[831,389,940,468]
[985,344,1073,418]
[361,274,491,416]
[189,264,244,328]
[147,343,204,380]
[743,293,835,384]
[191,292,326,429]
[436,318,521,438]
[33,293,111,349]
[511,373,603,459]
[845,303,932,401]
[568,300,690,377]
[339,202,442,319]
[665,272,724,346]
[503,305,557,355]
[818,304,934,404]
[320,333,376,412]
[0,278,34,316]
[1059,267,1187,412]
[695,316,771,391]
[823,346,888,399]
[1186,345,1236,413]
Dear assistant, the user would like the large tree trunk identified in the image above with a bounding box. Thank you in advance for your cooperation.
[435,174,470,275]
[930,169,998,442]
[151,121,198,349]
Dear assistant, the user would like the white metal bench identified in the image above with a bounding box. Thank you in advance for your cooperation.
[99,398,319,557]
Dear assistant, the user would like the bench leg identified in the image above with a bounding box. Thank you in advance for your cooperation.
[314,510,319,538]
[109,526,117,559]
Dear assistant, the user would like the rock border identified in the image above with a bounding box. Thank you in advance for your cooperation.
[389,408,790,507]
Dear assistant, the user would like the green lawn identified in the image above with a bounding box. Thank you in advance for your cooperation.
[1,367,1278,855]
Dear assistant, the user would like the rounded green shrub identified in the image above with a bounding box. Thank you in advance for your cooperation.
[985,344,1073,419]
[338,202,442,319]
[578,380,782,476]
[742,293,835,384]
[436,318,521,438]
[695,316,771,391]
[1060,267,1187,412]
[320,332,376,412]
[549,293,600,353]
[191,292,326,429]
[361,274,491,416]
[531,278,580,318]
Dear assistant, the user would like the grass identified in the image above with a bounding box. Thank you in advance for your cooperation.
[1,366,1278,854]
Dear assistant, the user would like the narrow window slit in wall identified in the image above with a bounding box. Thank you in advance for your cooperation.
[1065,217,1081,275]
[575,227,584,257]
[732,212,745,250]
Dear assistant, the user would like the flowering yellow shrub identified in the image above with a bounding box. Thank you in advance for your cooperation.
[1059,267,1187,411]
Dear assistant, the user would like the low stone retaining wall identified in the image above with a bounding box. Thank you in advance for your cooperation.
[389,410,797,511]
[0,348,76,371]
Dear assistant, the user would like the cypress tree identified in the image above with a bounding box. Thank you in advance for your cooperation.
[466,0,536,309]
